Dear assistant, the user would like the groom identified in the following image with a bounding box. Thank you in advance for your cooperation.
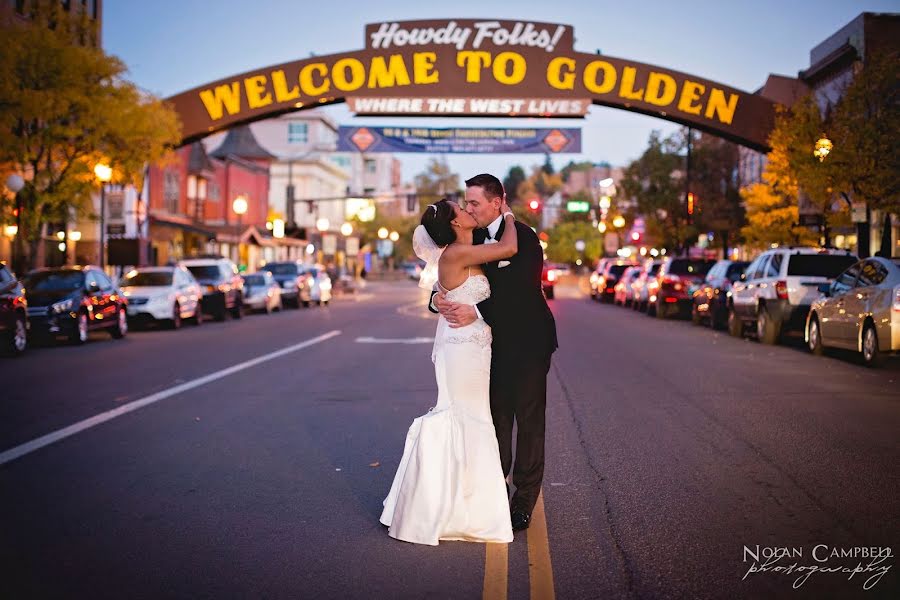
[432,173,558,531]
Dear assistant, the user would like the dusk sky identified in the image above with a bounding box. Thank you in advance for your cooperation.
[104,1,896,182]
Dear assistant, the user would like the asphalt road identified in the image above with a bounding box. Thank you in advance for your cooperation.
[2,279,898,599]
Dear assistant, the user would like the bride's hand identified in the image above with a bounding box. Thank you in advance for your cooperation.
[499,196,513,218]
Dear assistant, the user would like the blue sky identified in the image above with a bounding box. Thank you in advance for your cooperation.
[104,0,896,182]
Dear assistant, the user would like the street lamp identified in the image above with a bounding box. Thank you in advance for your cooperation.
[316,217,330,232]
[598,222,607,233]
[389,230,399,242]
[5,174,24,274]
[814,135,833,162]
[340,222,353,237]
[94,163,112,268]
[612,215,626,229]
[377,227,389,240]
[232,195,248,264]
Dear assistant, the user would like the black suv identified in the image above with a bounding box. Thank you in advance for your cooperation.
[24,266,128,344]
[260,261,306,308]
[180,257,244,321]
[0,262,28,355]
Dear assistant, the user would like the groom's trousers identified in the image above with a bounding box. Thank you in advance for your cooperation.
[490,351,552,514]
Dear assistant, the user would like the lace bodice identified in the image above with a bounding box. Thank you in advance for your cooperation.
[434,275,492,358]
[443,274,490,306]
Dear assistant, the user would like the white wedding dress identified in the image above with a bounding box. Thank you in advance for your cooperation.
[380,274,514,545]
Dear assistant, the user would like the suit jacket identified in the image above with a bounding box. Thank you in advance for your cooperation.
[475,220,558,360]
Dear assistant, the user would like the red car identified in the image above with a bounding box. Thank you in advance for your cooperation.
[0,262,28,356]
[650,257,717,319]
[542,263,559,299]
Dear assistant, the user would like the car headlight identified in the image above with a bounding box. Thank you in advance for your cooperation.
[51,298,75,314]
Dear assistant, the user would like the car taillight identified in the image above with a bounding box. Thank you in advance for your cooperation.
[663,274,681,284]
[775,280,788,300]
[893,285,900,312]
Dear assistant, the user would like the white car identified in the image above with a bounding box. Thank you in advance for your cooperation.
[120,266,203,329]
[728,247,858,344]
[301,264,332,306]
[241,272,283,314]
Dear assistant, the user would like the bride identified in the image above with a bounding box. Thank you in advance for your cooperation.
[380,198,518,545]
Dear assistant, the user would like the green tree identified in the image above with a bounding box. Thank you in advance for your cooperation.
[545,221,602,264]
[0,1,181,270]
[559,160,594,183]
[689,132,745,254]
[502,165,526,204]
[620,131,687,250]
[413,157,460,210]
[829,50,899,255]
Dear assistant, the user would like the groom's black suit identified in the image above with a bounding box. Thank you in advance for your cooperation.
[433,218,557,515]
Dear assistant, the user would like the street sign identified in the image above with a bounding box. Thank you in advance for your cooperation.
[106,224,126,235]
[567,200,590,213]
[851,202,867,223]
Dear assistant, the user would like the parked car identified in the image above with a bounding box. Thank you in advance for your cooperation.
[242,271,283,314]
[541,263,559,299]
[260,261,306,308]
[589,258,614,300]
[180,257,244,321]
[24,266,128,344]
[691,260,750,329]
[120,266,203,329]
[632,259,663,312]
[805,256,900,367]
[302,264,332,306]
[728,247,858,344]
[597,261,639,303]
[400,260,425,281]
[613,266,642,307]
[650,257,717,319]
[0,262,28,355]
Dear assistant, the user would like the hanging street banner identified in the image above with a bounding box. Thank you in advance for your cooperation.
[337,126,581,154]
[167,19,779,152]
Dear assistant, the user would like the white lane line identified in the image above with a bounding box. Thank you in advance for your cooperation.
[0,330,342,467]
[355,336,434,344]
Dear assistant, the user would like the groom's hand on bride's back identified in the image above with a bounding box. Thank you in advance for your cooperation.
[442,302,477,328]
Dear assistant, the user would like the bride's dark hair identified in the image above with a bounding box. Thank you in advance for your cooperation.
[420,199,457,247]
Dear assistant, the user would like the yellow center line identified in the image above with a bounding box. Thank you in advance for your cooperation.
[527,490,556,600]
[483,542,509,600]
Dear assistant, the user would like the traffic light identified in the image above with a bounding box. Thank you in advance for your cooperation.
[686,192,696,224]
[528,199,541,211]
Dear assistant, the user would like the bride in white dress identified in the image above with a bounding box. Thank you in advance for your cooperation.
[380,198,518,545]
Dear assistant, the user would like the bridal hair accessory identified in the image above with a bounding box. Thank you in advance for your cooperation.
[412,224,443,290]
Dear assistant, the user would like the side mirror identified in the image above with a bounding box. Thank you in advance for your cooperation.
[817,283,831,296]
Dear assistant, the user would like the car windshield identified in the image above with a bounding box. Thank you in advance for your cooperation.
[243,275,266,286]
[263,264,298,275]
[122,272,172,286]
[787,255,858,277]
[608,265,630,276]
[185,265,221,280]
[669,259,715,276]
[25,270,85,291]
[726,262,749,279]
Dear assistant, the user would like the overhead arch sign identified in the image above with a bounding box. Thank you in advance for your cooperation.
[167,19,777,152]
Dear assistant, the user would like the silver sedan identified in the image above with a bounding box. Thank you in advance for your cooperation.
[805,257,900,367]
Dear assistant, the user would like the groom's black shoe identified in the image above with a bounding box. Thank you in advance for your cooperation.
[511,509,531,531]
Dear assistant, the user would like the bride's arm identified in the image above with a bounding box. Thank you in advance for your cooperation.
[452,211,517,267]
